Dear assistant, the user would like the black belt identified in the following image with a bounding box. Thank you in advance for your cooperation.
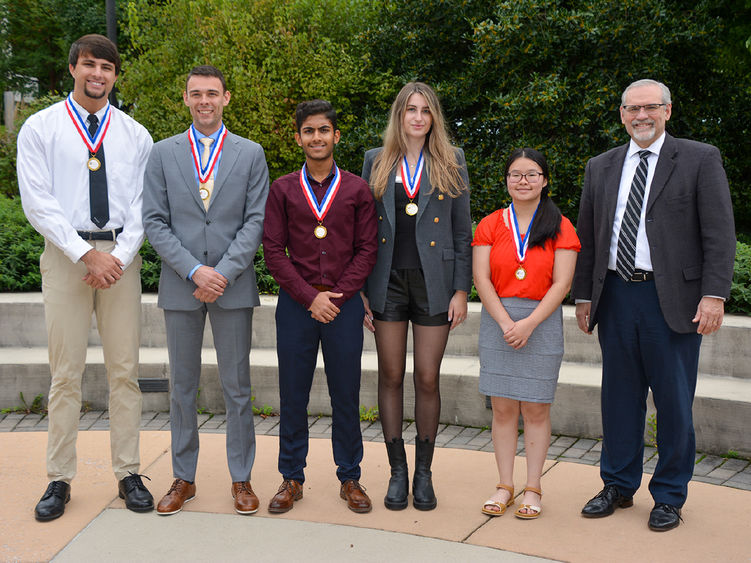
[610,269,654,282]
[77,227,123,241]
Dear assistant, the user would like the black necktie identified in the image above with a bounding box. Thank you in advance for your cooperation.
[88,114,109,229]
[616,150,651,281]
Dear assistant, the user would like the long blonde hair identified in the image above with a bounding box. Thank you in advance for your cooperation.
[370,82,466,200]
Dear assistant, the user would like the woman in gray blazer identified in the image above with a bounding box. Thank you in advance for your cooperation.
[361,82,472,511]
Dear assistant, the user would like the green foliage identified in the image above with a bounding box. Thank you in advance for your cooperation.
[1,392,46,414]
[139,239,161,292]
[728,242,751,315]
[253,404,276,417]
[0,0,108,96]
[363,0,751,234]
[0,195,44,291]
[254,245,279,295]
[119,0,395,180]
[359,405,379,422]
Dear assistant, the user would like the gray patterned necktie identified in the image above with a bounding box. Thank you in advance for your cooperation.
[616,150,651,281]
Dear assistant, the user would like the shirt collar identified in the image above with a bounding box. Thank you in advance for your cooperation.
[628,131,666,159]
[305,161,337,184]
[69,96,109,121]
[192,122,224,142]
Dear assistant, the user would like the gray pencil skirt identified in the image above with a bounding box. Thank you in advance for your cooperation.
[478,297,564,403]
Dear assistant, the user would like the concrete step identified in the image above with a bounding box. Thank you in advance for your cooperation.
[1,345,749,457]
[2,293,751,378]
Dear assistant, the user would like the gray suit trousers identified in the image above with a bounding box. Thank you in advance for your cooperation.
[164,304,256,482]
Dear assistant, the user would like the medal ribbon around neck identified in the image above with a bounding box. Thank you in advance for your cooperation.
[188,124,227,183]
[400,151,424,200]
[64,94,111,154]
[509,202,539,265]
[300,162,341,224]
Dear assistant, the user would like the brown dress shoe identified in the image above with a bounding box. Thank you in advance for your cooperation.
[268,479,303,513]
[157,478,196,515]
[232,481,259,515]
[340,480,372,513]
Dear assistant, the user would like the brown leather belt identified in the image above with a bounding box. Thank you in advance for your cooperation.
[312,284,333,292]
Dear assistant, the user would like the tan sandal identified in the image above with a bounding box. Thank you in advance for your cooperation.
[481,484,514,516]
[514,486,542,519]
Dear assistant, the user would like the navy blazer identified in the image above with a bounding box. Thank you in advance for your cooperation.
[572,133,735,333]
[361,147,473,316]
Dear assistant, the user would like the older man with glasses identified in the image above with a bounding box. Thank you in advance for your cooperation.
[572,79,735,531]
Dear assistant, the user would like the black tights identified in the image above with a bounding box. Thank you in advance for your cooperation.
[374,320,450,442]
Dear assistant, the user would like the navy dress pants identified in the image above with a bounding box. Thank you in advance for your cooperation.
[275,289,364,483]
[597,272,701,507]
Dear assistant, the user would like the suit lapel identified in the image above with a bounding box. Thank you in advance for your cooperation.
[384,166,396,233]
[173,129,205,211]
[646,133,677,212]
[210,131,240,204]
[603,145,629,228]
[415,159,431,223]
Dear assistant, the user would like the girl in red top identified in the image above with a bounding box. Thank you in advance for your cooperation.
[472,148,580,519]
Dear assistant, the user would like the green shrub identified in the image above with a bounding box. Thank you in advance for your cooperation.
[0,195,43,290]
[728,241,751,315]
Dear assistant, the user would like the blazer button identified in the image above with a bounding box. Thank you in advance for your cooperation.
[438,194,444,200]
[206,220,211,225]
[379,215,383,221]
[430,241,436,247]
[433,217,439,223]
[381,238,387,244]
[203,251,208,256]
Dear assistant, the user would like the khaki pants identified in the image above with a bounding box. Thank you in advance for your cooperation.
[40,238,143,483]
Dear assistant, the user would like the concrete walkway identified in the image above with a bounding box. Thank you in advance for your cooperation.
[2,414,750,562]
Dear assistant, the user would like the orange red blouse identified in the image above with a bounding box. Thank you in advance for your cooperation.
[472,208,581,300]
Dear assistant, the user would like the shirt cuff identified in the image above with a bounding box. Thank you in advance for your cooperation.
[703,295,726,302]
[188,264,203,280]
[574,299,592,304]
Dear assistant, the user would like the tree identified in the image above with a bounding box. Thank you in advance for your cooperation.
[0,0,108,96]
[362,0,751,234]
[119,0,395,179]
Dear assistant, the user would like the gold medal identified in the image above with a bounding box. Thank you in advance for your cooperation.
[199,187,210,200]
[87,156,101,171]
[314,225,328,239]
[515,266,527,280]
[405,202,418,216]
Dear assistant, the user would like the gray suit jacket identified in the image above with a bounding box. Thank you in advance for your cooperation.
[143,129,269,311]
[572,133,735,333]
[361,147,473,316]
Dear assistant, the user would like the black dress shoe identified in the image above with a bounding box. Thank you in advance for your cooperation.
[35,481,71,521]
[648,503,682,531]
[581,485,633,518]
[118,472,154,512]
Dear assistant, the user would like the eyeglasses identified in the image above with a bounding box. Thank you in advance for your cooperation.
[507,171,543,183]
[622,104,667,115]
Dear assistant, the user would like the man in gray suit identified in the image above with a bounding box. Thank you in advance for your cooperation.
[573,79,735,531]
[142,65,269,516]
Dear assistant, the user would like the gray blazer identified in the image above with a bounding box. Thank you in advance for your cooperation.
[361,147,473,316]
[572,133,735,333]
[143,129,269,311]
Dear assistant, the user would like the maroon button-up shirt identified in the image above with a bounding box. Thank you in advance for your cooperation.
[262,165,378,309]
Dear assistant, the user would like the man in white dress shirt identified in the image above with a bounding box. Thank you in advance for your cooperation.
[17,34,154,521]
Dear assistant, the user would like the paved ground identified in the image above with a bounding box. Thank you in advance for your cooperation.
[2,410,749,491]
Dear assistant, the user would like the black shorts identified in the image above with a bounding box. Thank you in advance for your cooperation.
[373,268,449,326]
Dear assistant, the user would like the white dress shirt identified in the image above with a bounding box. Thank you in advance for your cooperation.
[607,132,666,272]
[17,97,153,267]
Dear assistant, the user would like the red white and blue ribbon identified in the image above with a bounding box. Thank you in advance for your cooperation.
[400,151,424,200]
[65,94,111,153]
[188,124,227,183]
[300,162,341,222]
[509,202,539,264]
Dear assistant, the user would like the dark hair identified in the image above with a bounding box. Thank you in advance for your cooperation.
[186,65,227,92]
[295,99,337,132]
[504,148,562,250]
[68,34,121,75]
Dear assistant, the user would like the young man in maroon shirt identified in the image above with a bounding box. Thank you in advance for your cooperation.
[262,100,378,513]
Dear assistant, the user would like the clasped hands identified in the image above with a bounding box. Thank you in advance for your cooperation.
[81,248,123,289]
[192,265,227,303]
